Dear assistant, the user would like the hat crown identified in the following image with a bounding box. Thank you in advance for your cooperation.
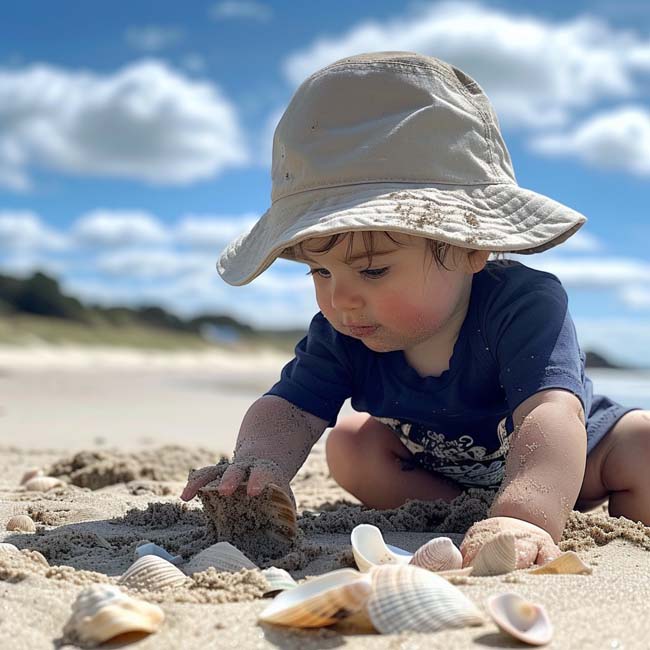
[271,51,515,203]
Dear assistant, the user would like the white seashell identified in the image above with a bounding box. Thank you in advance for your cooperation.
[119,555,187,590]
[23,476,64,492]
[259,568,372,627]
[184,541,257,575]
[20,467,44,485]
[528,551,592,576]
[471,531,517,577]
[350,524,413,572]
[261,567,298,595]
[410,536,463,572]
[134,542,183,566]
[6,514,37,533]
[365,564,484,634]
[63,584,164,645]
[486,592,553,646]
[0,542,19,555]
[0,542,47,565]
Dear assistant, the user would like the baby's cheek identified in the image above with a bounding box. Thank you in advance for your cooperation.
[380,294,445,331]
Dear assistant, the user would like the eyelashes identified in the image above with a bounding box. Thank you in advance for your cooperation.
[306,267,389,279]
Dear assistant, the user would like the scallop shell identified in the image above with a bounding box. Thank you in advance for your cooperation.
[0,542,19,555]
[486,592,553,646]
[529,551,592,576]
[198,481,296,559]
[63,584,164,645]
[259,568,372,627]
[184,541,257,575]
[471,531,517,577]
[23,476,64,492]
[118,555,187,590]
[6,514,37,533]
[134,542,183,566]
[364,564,484,634]
[20,467,44,485]
[350,524,413,572]
[410,536,463,572]
[0,542,47,565]
[261,567,298,595]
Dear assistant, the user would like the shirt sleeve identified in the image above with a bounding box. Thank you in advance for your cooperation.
[485,271,586,415]
[264,312,353,427]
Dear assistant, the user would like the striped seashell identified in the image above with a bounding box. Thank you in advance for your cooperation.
[471,531,517,577]
[0,542,19,555]
[261,566,298,595]
[63,584,164,645]
[20,467,44,485]
[410,536,463,572]
[6,514,37,533]
[259,568,372,627]
[486,592,553,646]
[119,554,187,591]
[529,551,592,576]
[184,541,257,575]
[23,476,64,492]
[134,542,183,565]
[364,564,484,634]
[350,524,413,572]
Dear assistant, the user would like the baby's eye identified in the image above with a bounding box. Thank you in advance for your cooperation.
[361,267,389,279]
[306,268,331,278]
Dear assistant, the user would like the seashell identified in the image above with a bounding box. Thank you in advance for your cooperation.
[261,566,298,595]
[23,476,64,492]
[350,524,413,572]
[529,551,592,576]
[364,564,484,634]
[486,592,553,646]
[119,555,187,590]
[63,584,164,645]
[259,568,372,627]
[0,543,47,565]
[6,514,37,533]
[198,481,297,559]
[0,542,20,555]
[471,531,517,577]
[134,542,183,566]
[184,541,257,575]
[410,536,463,572]
[20,467,44,485]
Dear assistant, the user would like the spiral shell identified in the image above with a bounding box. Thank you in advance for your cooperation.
[471,531,517,577]
[63,584,164,645]
[6,514,37,533]
[364,564,484,634]
[410,536,463,572]
[119,555,187,591]
[486,592,553,646]
[350,524,413,572]
[185,541,257,575]
[23,476,64,492]
[259,568,371,627]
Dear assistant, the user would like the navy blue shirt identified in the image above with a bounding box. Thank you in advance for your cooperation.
[266,261,598,488]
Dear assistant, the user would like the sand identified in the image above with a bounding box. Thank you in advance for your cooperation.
[1,346,650,648]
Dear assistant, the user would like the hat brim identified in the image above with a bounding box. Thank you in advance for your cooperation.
[217,181,586,285]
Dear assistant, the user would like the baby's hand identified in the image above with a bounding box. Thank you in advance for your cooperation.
[180,459,295,507]
[460,516,561,570]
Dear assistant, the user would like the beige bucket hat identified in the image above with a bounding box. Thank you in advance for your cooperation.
[218,51,586,286]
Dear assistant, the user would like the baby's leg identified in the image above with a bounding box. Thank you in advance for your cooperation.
[325,412,463,509]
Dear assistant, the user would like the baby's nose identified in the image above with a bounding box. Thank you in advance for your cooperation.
[330,281,363,310]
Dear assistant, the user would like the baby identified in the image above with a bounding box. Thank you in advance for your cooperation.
[181,52,647,568]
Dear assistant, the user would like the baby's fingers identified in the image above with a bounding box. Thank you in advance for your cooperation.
[246,464,280,496]
[216,464,247,496]
[180,465,223,501]
[535,540,562,567]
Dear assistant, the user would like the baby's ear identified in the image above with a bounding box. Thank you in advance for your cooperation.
[466,249,491,273]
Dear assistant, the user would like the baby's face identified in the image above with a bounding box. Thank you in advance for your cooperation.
[297,232,477,354]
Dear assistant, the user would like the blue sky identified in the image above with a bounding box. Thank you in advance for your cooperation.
[1,0,649,364]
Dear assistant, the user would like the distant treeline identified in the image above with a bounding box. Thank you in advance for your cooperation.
[0,271,305,343]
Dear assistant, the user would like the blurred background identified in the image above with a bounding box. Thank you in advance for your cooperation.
[0,1,648,449]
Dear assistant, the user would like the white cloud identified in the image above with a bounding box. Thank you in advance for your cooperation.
[574,317,650,367]
[124,26,184,52]
[620,285,650,310]
[0,60,249,191]
[555,230,603,253]
[74,210,169,247]
[0,211,68,250]
[282,1,650,129]
[97,249,213,279]
[210,1,272,22]
[530,105,650,176]
[175,214,258,249]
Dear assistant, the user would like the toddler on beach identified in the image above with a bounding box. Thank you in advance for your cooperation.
[181,52,648,567]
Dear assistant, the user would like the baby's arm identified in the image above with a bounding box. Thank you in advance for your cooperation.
[487,388,587,542]
[181,395,328,501]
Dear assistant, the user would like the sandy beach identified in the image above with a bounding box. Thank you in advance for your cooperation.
[1,345,649,649]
